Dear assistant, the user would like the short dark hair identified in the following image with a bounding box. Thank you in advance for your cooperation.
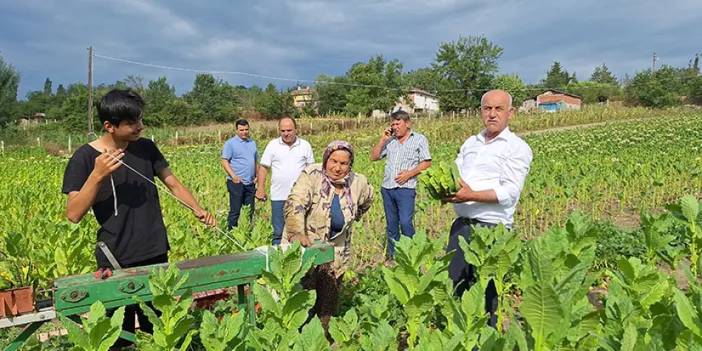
[278,116,297,129]
[235,119,249,128]
[97,89,144,126]
[390,109,410,122]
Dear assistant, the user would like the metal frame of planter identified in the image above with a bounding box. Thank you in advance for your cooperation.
[0,243,333,351]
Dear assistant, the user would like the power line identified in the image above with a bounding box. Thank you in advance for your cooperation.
[92,51,700,95]
[93,52,544,93]
[93,53,397,90]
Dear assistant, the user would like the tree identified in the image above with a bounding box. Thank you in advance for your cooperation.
[681,54,701,101]
[541,61,575,90]
[402,68,441,93]
[56,84,66,97]
[43,78,53,96]
[57,83,93,132]
[590,64,618,86]
[20,90,52,118]
[689,54,700,76]
[343,55,403,116]
[0,54,20,126]
[255,83,295,119]
[184,74,238,123]
[567,81,622,104]
[624,66,683,107]
[689,76,702,105]
[433,35,503,111]
[492,74,528,107]
[143,77,176,126]
[124,75,145,95]
[315,74,349,116]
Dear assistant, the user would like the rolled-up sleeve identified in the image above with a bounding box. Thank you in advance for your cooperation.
[494,144,533,207]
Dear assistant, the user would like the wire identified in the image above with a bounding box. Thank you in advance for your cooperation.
[94,53,397,90]
[102,151,247,251]
[92,51,701,96]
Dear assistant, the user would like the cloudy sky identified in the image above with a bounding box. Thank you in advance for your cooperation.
[1,0,700,98]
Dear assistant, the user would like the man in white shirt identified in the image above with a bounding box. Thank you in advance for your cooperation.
[444,89,533,323]
[256,117,315,245]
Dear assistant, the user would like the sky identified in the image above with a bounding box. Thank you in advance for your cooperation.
[1,0,701,99]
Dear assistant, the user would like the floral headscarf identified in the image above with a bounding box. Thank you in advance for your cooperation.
[321,140,355,209]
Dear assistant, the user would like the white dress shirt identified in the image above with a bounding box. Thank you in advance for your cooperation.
[260,137,315,201]
[452,127,532,227]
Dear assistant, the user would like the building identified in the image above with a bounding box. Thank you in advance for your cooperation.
[290,86,316,109]
[533,90,582,112]
[394,89,440,114]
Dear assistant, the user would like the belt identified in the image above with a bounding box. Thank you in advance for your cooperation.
[458,217,496,227]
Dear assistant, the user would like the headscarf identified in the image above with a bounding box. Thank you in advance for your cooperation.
[321,140,355,210]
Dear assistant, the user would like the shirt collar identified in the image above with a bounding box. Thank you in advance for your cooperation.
[392,130,415,142]
[235,136,251,143]
[477,127,512,143]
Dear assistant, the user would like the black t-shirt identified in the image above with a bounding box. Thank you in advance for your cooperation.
[62,138,170,268]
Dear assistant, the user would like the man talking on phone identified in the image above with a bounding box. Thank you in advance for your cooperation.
[371,110,432,263]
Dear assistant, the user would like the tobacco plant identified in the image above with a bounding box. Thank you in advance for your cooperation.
[381,231,452,347]
[134,264,197,351]
[60,301,125,351]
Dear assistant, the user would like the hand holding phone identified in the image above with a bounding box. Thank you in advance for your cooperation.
[383,127,393,139]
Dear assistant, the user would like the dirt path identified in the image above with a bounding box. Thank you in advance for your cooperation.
[517,115,662,137]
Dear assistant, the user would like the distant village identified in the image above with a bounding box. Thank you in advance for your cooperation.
[291,86,582,117]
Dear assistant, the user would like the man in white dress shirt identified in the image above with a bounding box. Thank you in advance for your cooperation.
[444,89,533,324]
[256,117,315,245]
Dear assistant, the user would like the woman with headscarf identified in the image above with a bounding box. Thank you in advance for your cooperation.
[282,140,374,328]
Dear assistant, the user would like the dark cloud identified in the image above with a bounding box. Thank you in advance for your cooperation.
[1,0,700,97]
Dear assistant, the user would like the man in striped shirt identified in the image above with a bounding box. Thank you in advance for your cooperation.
[371,110,432,261]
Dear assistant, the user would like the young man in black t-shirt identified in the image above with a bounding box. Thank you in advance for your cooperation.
[62,89,215,344]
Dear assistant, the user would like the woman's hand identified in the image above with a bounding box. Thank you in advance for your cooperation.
[290,234,312,247]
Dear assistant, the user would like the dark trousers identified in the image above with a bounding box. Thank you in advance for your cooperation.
[226,180,256,230]
[302,263,343,334]
[271,200,285,245]
[381,187,416,257]
[447,217,499,326]
[110,253,168,348]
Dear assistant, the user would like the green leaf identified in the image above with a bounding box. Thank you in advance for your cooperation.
[60,316,90,350]
[177,330,196,351]
[405,293,434,319]
[520,283,563,350]
[674,289,702,336]
[328,309,358,344]
[620,323,638,351]
[681,194,700,223]
[292,317,330,351]
[253,283,282,316]
[382,268,410,304]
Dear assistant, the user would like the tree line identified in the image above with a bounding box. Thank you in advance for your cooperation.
[1,36,701,131]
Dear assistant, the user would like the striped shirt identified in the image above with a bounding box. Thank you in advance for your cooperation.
[380,131,431,189]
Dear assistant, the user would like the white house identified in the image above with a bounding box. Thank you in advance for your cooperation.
[394,89,440,114]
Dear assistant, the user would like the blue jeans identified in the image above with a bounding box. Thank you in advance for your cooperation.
[271,200,285,245]
[447,217,498,326]
[381,187,416,257]
[226,180,255,230]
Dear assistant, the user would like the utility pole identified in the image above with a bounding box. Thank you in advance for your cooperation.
[652,51,658,72]
[87,46,94,137]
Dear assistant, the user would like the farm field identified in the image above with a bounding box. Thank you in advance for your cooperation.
[2,107,702,349]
